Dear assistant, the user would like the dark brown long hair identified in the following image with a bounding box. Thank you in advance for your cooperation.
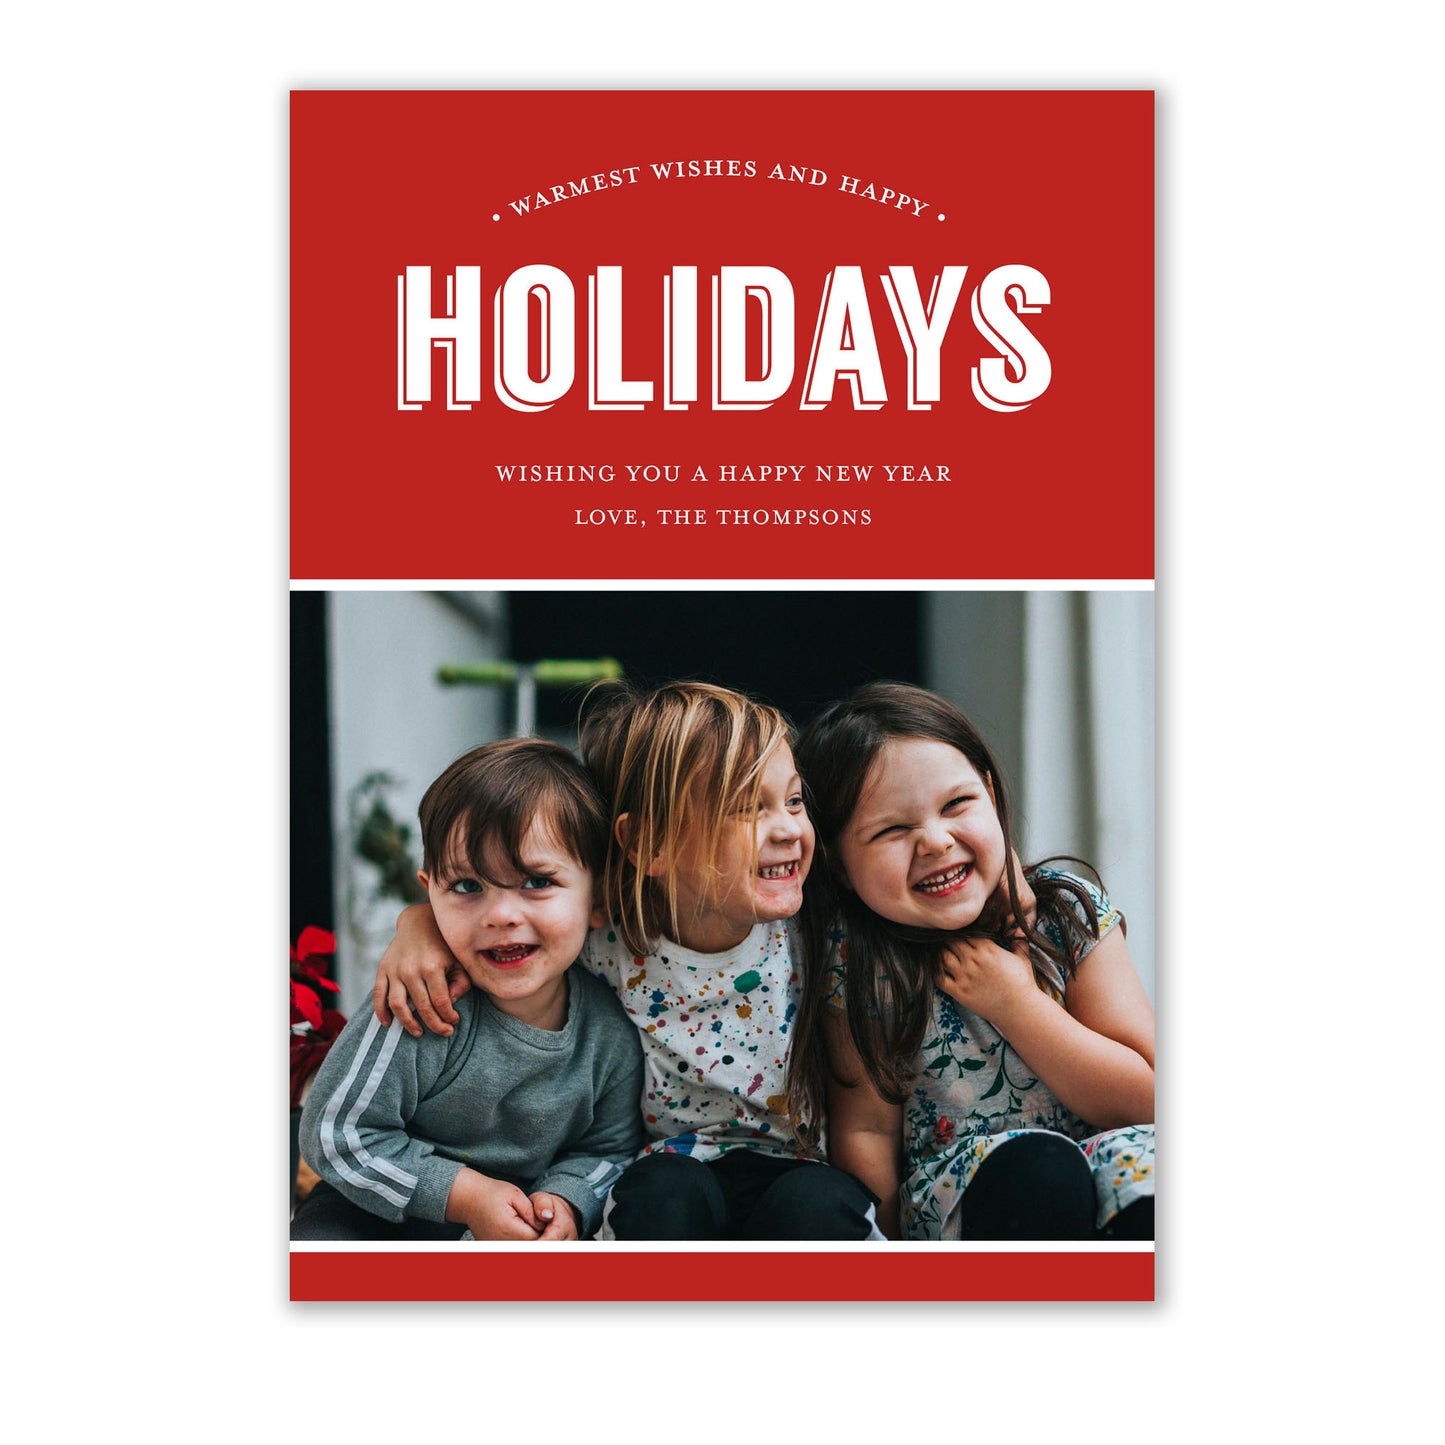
[788,682,1100,1122]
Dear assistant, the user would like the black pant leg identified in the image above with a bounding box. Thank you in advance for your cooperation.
[716,1154,882,1241]
[1101,1196,1155,1240]
[605,1151,729,1240]
[954,1133,1098,1241]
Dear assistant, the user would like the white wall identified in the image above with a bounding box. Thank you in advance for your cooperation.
[326,591,508,1014]
[924,591,1155,1003]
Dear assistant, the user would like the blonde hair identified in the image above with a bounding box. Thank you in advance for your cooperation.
[579,680,793,956]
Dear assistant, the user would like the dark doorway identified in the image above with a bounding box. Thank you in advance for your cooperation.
[508,590,922,731]
[290,593,335,938]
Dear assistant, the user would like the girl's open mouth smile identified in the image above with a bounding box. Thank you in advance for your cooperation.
[913,863,971,896]
[757,861,800,880]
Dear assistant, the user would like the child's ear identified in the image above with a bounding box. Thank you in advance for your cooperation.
[416,868,431,893]
[984,772,997,808]
[616,813,668,877]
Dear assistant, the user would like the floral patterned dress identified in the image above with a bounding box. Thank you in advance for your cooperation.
[826,868,1155,1239]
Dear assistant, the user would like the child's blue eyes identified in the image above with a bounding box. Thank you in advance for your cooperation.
[734,796,806,817]
[446,875,556,894]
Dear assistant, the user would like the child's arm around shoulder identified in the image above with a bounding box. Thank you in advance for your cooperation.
[372,902,471,1038]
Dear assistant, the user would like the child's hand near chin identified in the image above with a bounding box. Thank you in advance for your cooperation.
[530,1192,583,1241]
[936,935,1036,1026]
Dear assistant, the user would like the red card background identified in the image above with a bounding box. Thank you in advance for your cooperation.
[291,90,1153,582]
[290,1249,1153,1303]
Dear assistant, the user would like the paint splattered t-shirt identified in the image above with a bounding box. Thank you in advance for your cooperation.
[581,918,813,1162]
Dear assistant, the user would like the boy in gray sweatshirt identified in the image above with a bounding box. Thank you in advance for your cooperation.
[293,738,643,1241]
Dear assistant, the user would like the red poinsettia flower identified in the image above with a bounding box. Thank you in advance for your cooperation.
[293,925,336,962]
[934,1116,956,1146]
[289,927,347,1109]
[291,926,340,990]
[290,979,324,1029]
[290,929,340,996]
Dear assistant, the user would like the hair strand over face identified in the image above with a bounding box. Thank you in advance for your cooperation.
[579,679,793,958]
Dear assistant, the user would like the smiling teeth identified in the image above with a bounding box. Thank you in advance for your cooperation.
[915,864,969,893]
[758,862,796,879]
[487,945,535,961]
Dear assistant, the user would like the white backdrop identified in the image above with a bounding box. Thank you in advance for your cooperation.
[325,590,507,1012]
[928,590,1155,1002]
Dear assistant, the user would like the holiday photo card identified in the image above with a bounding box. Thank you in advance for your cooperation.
[288,91,1155,1302]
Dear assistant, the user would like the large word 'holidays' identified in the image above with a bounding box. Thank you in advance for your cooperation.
[396,265,1051,414]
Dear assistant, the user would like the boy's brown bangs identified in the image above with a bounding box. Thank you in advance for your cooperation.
[419,739,607,884]
[437,790,538,887]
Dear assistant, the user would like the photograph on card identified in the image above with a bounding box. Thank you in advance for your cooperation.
[290,589,1154,1286]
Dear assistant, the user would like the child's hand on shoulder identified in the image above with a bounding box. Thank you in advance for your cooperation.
[530,1191,583,1241]
[373,903,471,1038]
[936,934,1036,1025]
[446,1169,544,1241]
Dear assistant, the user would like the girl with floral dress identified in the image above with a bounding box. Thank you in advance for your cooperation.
[790,682,1155,1241]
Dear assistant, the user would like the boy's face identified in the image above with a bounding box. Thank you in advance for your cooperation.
[419,821,602,1027]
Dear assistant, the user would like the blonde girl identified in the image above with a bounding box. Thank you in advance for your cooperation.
[373,680,882,1241]
[791,682,1154,1241]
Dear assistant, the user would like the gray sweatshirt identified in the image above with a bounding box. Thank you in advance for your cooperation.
[299,967,643,1238]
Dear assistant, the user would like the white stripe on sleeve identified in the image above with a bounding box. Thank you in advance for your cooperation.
[317,1016,419,1208]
